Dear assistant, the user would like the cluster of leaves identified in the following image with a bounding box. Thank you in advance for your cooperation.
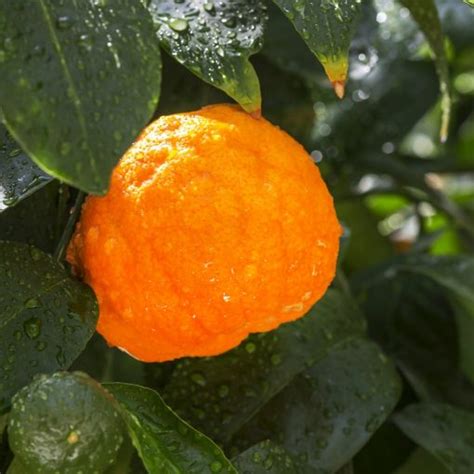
[0,0,474,472]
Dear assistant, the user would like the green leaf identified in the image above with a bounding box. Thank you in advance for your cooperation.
[0,182,68,254]
[271,0,363,96]
[236,338,401,473]
[353,422,414,474]
[0,124,51,212]
[463,0,474,7]
[149,0,265,112]
[261,2,324,84]
[105,383,237,474]
[232,440,297,474]
[391,256,474,384]
[0,242,98,413]
[400,0,452,141]
[0,0,161,194]
[353,265,474,410]
[394,449,450,474]
[163,289,365,443]
[394,403,474,474]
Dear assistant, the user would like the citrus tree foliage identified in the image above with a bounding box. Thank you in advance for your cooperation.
[1,0,474,472]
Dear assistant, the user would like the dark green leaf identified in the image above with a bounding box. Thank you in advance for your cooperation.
[394,448,450,474]
[0,124,51,212]
[0,0,161,194]
[353,422,414,474]
[353,265,474,410]
[105,383,237,474]
[261,2,324,84]
[400,0,451,141]
[271,0,363,95]
[0,182,68,254]
[163,289,365,443]
[0,242,98,412]
[394,403,474,474]
[236,338,401,473]
[232,440,297,474]
[149,0,265,112]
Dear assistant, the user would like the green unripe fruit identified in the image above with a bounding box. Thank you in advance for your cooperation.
[8,371,125,474]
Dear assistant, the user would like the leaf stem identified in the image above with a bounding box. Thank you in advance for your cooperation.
[54,190,85,262]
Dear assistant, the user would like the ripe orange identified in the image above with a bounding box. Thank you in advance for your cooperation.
[67,104,341,362]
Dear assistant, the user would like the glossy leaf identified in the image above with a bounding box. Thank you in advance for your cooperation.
[105,383,237,474]
[232,440,297,474]
[149,0,265,112]
[271,0,363,96]
[0,0,161,194]
[0,182,68,254]
[353,265,474,411]
[0,124,51,212]
[236,338,401,473]
[400,0,452,141]
[394,403,474,474]
[0,242,98,413]
[163,290,365,443]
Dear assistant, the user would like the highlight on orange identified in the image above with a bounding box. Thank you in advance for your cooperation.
[67,104,342,362]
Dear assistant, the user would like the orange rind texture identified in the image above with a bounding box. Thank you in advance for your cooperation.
[67,104,342,362]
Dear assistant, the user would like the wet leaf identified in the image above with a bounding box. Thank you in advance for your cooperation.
[236,337,401,473]
[163,289,365,443]
[0,0,161,194]
[271,0,363,96]
[0,124,51,212]
[0,242,98,413]
[400,0,451,141]
[105,383,237,474]
[149,0,265,112]
[232,440,297,474]
[8,372,126,473]
[394,403,474,474]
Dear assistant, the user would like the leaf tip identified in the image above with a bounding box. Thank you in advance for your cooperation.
[249,108,262,119]
[332,80,346,99]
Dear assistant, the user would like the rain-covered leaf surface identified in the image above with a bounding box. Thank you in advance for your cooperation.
[400,0,451,141]
[105,383,237,474]
[271,0,363,95]
[163,290,365,443]
[394,403,474,474]
[0,124,51,212]
[0,242,98,413]
[232,440,297,474]
[149,0,265,112]
[0,0,161,194]
[235,338,401,473]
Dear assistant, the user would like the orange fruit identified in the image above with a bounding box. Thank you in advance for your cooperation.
[67,104,341,362]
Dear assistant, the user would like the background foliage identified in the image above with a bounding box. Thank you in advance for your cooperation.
[0,0,474,472]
